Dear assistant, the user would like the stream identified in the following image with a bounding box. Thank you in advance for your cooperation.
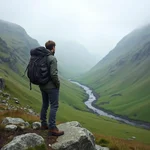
[71,81,150,130]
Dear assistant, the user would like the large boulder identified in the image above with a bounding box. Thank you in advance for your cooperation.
[32,122,41,130]
[2,117,26,125]
[51,121,96,150]
[1,133,44,150]
[5,125,17,131]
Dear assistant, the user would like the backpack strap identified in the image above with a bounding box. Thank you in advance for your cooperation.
[22,65,32,90]
[22,64,29,77]
[30,81,32,90]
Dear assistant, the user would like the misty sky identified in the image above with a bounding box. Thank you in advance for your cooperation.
[0,0,150,57]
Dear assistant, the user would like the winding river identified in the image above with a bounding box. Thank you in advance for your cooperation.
[71,81,150,130]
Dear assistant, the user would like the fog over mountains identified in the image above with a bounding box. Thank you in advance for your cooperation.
[1,0,150,58]
[55,40,100,78]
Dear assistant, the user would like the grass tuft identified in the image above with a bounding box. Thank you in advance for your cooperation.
[27,144,47,150]
[0,110,39,123]
[98,138,109,147]
[94,134,150,150]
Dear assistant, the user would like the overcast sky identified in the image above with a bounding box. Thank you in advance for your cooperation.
[0,0,150,57]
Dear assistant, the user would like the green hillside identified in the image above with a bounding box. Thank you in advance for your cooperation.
[0,20,150,145]
[0,19,39,72]
[0,19,88,113]
[77,25,150,122]
[1,67,150,144]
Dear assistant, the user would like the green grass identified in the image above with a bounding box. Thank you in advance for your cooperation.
[0,63,150,145]
[0,51,9,58]
[27,144,47,150]
[57,103,150,144]
[76,26,150,123]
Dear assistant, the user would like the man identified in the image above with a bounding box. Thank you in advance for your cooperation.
[39,40,64,136]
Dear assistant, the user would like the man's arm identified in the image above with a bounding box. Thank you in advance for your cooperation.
[50,57,60,89]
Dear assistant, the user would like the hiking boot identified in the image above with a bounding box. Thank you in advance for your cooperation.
[48,127,64,136]
[41,125,48,130]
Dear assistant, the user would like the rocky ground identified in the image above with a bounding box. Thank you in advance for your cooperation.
[0,87,108,150]
[0,89,38,116]
[0,123,57,150]
[0,89,58,150]
[0,117,108,150]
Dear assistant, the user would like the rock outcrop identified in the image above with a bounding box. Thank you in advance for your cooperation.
[2,117,25,125]
[1,117,30,130]
[51,121,96,150]
[1,119,109,150]
[1,133,44,150]
[5,125,17,131]
[51,121,109,150]
[32,122,41,130]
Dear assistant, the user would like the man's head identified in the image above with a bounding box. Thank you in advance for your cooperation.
[45,40,56,54]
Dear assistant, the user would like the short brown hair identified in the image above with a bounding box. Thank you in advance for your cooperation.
[45,40,56,50]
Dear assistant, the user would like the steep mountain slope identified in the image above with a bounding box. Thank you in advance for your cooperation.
[0,19,87,112]
[78,25,150,122]
[0,19,39,73]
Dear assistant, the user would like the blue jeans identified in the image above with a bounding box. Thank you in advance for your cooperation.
[40,89,59,129]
